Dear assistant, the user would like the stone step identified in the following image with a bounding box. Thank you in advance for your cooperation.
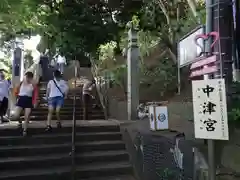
[17,114,105,121]
[0,122,134,180]
[37,101,101,105]
[80,175,135,180]
[30,109,103,115]
[0,132,122,146]
[36,105,101,109]
[38,92,85,95]
[0,125,120,136]
[37,100,101,105]
[0,150,129,171]
[0,140,126,158]
[40,96,99,99]
[0,161,132,180]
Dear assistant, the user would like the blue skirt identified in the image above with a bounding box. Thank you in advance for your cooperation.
[16,96,33,109]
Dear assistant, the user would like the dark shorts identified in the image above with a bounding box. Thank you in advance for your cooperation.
[48,96,64,108]
[16,96,33,109]
[0,97,8,116]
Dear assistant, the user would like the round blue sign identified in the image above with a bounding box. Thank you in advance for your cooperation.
[158,113,166,122]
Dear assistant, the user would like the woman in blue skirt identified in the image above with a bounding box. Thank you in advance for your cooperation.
[45,70,68,131]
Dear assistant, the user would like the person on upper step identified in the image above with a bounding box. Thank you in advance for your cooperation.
[56,52,66,75]
[82,79,95,120]
[13,71,39,136]
[46,70,68,131]
[0,71,10,123]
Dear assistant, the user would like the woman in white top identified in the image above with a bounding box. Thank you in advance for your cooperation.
[0,71,10,123]
[56,54,66,74]
[46,70,68,131]
[13,72,38,136]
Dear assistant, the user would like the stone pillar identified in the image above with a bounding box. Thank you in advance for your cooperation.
[127,25,139,120]
[12,47,24,85]
[10,46,24,114]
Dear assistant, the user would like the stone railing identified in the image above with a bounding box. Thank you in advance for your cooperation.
[89,57,109,119]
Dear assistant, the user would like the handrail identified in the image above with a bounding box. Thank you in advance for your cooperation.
[89,56,109,119]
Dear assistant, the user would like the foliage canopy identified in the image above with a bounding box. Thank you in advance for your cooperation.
[0,0,142,61]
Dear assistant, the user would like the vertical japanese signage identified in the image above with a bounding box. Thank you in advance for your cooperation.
[192,79,229,140]
[13,47,22,76]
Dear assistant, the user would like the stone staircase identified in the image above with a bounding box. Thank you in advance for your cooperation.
[18,82,105,121]
[0,119,135,180]
[0,80,135,180]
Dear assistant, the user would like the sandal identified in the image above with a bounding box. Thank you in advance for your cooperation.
[17,121,22,130]
[56,122,62,129]
[22,130,28,137]
[45,125,52,132]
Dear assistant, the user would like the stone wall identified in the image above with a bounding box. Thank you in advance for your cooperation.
[108,98,128,120]
[120,120,209,180]
[63,61,93,81]
[108,97,194,122]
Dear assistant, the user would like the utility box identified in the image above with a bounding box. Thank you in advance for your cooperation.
[149,105,169,131]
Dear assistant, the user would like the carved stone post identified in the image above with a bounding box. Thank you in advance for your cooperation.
[127,23,139,120]
[10,44,24,115]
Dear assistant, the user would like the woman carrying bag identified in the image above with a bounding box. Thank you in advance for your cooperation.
[13,71,39,136]
[45,70,68,131]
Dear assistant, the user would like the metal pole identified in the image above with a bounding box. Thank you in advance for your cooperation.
[177,63,181,95]
[206,0,213,54]
[71,58,77,180]
[205,0,216,179]
[208,140,215,180]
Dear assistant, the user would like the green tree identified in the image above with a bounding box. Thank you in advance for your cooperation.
[0,55,12,79]
[139,0,205,63]
[0,0,142,63]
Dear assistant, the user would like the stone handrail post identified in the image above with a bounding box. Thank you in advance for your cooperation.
[127,22,140,120]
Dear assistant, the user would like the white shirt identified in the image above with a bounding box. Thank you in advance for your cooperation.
[83,81,94,95]
[0,80,10,100]
[56,55,66,64]
[18,83,34,97]
[47,79,68,98]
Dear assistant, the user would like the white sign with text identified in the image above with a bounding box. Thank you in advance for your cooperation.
[149,106,169,131]
[192,79,229,140]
